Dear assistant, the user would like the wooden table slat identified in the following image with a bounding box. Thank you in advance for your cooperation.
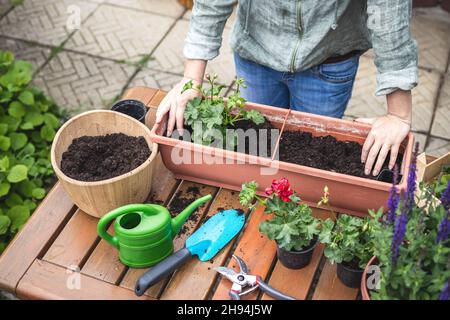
[160,189,247,300]
[121,87,158,107]
[312,260,359,300]
[262,246,325,300]
[43,209,99,269]
[119,181,218,298]
[0,183,75,293]
[81,224,126,284]
[212,205,277,300]
[17,260,150,300]
[147,90,166,109]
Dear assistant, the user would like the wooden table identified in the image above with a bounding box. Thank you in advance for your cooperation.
[0,87,359,300]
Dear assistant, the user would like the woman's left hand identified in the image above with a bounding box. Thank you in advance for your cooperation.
[356,115,411,176]
[356,89,412,177]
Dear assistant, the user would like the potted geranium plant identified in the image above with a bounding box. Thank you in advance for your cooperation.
[317,187,373,288]
[361,145,450,300]
[239,178,322,269]
[319,213,373,288]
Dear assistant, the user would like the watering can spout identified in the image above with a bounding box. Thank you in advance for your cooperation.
[171,194,212,237]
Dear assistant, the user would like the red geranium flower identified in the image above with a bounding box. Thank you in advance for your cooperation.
[267,178,293,202]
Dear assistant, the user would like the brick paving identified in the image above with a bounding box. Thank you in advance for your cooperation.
[0,0,448,158]
[33,50,135,112]
[65,4,176,62]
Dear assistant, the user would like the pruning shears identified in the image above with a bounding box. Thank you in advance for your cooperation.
[215,255,296,300]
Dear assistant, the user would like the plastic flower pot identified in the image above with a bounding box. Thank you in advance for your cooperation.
[111,99,147,123]
[336,262,364,288]
[412,0,439,7]
[361,256,378,300]
[51,110,158,218]
[150,101,414,216]
[442,0,450,12]
[276,237,318,269]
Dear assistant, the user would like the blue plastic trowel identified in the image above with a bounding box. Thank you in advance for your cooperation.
[135,209,245,296]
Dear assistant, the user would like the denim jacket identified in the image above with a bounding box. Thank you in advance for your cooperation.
[184,0,418,96]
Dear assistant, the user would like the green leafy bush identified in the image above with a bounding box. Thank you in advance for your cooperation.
[0,50,62,253]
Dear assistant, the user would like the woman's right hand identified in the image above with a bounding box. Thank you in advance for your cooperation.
[155,77,202,137]
[155,59,207,136]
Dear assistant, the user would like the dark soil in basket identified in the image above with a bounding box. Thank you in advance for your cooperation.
[279,131,402,180]
[61,133,151,182]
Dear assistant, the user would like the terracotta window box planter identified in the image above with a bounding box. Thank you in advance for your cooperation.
[150,102,414,216]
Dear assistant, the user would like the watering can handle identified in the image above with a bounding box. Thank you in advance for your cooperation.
[97,204,158,249]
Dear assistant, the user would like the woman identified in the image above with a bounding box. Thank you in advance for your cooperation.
[155,0,417,177]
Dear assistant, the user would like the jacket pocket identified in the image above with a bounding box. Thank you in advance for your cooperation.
[318,55,359,83]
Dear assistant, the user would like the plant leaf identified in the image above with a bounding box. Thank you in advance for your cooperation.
[8,101,25,118]
[40,124,55,141]
[7,205,30,232]
[0,182,11,197]
[0,135,11,151]
[0,215,11,235]
[7,164,28,183]
[9,132,28,150]
[32,187,45,199]
[0,156,10,172]
[18,90,34,106]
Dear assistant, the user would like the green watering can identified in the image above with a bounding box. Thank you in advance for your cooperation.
[97,194,212,268]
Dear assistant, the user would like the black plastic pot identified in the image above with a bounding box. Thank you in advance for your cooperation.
[111,99,147,123]
[336,262,364,288]
[276,237,318,269]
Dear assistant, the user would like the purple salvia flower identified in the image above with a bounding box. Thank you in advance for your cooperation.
[440,181,450,210]
[439,281,449,300]
[404,143,419,215]
[389,143,418,263]
[437,182,450,243]
[436,216,450,243]
[387,165,399,223]
[391,210,408,263]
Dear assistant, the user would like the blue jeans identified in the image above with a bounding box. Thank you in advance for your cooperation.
[234,53,360,118]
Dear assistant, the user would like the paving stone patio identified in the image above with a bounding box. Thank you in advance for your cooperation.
[0,0,449,159]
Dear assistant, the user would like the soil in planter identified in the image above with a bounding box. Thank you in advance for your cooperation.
[61,133,151,182]
[230,119,278,157]
[180,117,279,157]
[279,131,402,180]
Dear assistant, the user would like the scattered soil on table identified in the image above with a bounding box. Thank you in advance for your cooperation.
[168,186,207,236]
[61,133,151,182]
[279,131,402,180]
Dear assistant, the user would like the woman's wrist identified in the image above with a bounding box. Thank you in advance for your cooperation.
[184,59,207,84]
[386,89,412,123]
